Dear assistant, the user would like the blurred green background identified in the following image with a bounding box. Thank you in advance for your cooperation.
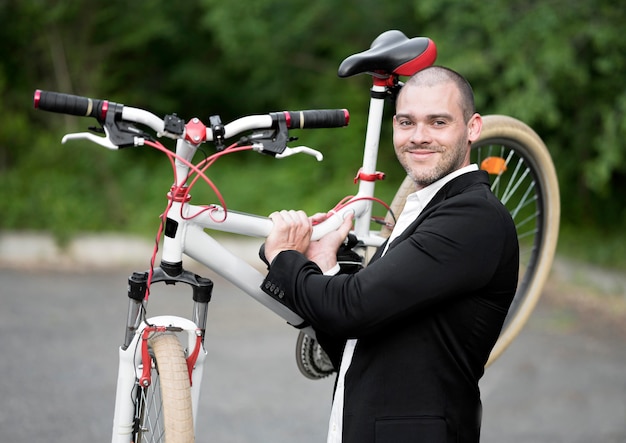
[1,0,625,268]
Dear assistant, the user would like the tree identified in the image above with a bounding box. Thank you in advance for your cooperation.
[1,0,625,243]
[410,0,626,227]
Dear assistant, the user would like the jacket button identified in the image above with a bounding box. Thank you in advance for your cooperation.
[278,290,285,299]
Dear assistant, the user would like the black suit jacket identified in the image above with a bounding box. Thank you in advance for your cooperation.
[261,170,519,443]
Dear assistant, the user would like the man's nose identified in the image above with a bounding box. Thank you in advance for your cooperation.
[409,123,432,145]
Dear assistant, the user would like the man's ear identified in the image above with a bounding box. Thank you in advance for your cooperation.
[467,113,483,143]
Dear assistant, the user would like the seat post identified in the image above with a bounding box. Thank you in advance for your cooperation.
[353,83,388,240]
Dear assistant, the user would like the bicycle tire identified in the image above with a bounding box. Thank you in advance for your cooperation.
[133,332,194,443]
[382,115,560,367]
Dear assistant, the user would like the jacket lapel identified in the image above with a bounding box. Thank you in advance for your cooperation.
[372,170,490,259]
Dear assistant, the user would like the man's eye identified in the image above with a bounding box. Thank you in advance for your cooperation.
[398,120,413,126]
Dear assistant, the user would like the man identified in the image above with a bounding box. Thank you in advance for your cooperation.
[261,66,519,442]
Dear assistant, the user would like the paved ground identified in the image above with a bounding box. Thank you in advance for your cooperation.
[0,232,625,442]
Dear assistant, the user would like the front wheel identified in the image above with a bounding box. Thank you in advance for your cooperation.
[133,332,194,443]
[384,115,560,367]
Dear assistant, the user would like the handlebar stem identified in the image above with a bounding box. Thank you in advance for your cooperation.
[174,139,198,187]
[184,118,208,145]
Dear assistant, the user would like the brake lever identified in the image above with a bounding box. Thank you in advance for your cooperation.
[61,128,146,150]
[275,146,324,161]
[62,131,120,150]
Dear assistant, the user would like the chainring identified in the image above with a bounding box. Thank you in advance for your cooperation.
[295,331,336,380]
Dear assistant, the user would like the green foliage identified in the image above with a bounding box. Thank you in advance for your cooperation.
[1,0,625,266]
[558,225,626,271]
[409,0,626,228]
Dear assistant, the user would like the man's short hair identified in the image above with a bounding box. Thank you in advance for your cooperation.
[403,66,476,122]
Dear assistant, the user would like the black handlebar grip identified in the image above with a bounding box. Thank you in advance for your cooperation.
[277,109,350,129]
[34,90,111,120]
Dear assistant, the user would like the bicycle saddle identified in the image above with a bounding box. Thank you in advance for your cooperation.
[338,30,437,78]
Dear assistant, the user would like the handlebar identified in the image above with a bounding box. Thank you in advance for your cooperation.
[34,90,109,119]
[274,109,349,129]
[33,90,349,145]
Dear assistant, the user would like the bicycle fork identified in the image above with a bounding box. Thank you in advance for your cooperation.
[110,268,213,443]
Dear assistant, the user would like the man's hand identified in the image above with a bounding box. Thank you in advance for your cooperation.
[305,212,354,273]
[264,210,354,273]
[264,210,313,265]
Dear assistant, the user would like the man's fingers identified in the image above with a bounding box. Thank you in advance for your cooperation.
[310,212,330,225]
[338,212,354,237]
[269,210,312,239]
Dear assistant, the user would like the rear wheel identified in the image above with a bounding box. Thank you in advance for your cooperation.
[384,115,560,366]
[133,332,194,443]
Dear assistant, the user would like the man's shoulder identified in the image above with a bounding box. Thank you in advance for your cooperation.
[433,171,513,225]
[433,169,490,203]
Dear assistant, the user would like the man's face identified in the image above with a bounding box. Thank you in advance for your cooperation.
[393,82,481,189]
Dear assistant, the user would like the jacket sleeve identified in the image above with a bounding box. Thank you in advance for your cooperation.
[261,193,517,339]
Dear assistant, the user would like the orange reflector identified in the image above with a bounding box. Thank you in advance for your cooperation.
[481,156,507,175]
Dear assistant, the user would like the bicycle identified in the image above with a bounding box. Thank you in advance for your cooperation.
[33,29,559,443]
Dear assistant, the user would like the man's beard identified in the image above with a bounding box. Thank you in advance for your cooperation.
[398,143,468,188]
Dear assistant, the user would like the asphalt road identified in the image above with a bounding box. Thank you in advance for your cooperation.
[1,264,625,442]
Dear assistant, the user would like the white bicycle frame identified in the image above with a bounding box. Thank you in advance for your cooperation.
[109,85,391,441]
